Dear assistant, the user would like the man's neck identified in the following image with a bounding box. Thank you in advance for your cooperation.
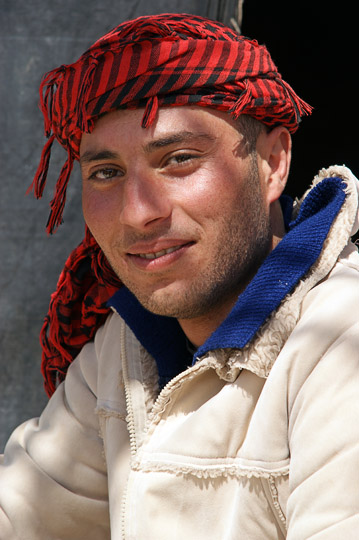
[178,295,239,348]
[179,202,286,348]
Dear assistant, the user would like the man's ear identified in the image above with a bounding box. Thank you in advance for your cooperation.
[258,126,292,204]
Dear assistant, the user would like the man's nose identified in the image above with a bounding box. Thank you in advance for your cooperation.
[119,171,172,230]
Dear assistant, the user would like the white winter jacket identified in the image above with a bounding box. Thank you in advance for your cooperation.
[0,166,358,539]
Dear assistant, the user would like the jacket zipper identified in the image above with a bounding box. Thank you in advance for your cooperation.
[118,316,210,538]
[119,319,136,539]
[120,319,138,457]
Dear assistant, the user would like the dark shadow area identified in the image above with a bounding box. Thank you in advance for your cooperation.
[241,0,358,198]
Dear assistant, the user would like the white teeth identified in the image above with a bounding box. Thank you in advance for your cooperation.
[138,245,182,259]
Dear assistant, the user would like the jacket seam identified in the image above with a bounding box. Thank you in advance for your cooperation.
[268,475,287,529]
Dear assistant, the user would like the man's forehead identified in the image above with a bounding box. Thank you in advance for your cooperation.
[80,106,226,157]
[91,105,231,130]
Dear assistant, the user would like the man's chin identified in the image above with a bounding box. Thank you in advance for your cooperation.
[128,287,197,319]
[136,295,188,318]
[132,287,224,321]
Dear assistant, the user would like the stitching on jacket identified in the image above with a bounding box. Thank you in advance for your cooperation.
[95,406,127,421]
[148,361,213,425]
[131,459,289,480]
[268,475,287,529]
[121,320,138,457]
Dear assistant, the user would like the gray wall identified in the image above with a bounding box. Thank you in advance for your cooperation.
[0,0,239,450]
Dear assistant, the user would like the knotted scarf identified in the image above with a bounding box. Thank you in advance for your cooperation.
[31,13,312,396]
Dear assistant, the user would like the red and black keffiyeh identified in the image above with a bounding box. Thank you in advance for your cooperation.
[32,14,312,396]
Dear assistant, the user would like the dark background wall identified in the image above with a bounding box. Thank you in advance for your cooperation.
[241,0,358,198]
[0,0,357,450]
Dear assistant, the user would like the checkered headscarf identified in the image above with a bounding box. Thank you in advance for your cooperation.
[34,13,312,396]
[31,13,311,234]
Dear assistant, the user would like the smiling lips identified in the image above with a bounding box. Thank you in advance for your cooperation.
[128,241,195,263]
[136,245,185,260]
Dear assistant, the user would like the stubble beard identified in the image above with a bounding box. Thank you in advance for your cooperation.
[109,158,272,320]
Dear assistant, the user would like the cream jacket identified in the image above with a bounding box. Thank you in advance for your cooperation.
[0,166,358,539]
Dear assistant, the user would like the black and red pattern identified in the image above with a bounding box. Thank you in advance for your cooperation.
[31,14,312,395]
[31,13,312,234]
[40,229,121,396]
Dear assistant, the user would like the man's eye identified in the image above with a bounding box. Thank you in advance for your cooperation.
[175,154,192,163]
[167,153,197,166]
[89,168,121,180]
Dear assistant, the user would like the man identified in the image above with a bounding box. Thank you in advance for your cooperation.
[0,13,358,539]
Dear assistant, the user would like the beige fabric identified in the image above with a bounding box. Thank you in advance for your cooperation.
[0,166,358,539]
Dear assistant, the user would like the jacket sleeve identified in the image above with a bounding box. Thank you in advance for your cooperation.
[0,337,110,539]
[286,320,359,539]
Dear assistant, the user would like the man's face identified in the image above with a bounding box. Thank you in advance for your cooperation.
[80,106,274,323]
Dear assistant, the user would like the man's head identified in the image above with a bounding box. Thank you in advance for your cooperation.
[80,105,291,340]
[35,13,311,394]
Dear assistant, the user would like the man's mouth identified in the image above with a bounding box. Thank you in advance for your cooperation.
[136,245,184,260]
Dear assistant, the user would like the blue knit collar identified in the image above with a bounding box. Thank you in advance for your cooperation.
[109,177,346,386]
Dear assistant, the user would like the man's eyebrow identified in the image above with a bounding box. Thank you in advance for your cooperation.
[80,132,216,164]
[143,131,216,152]
[80,149,120,164]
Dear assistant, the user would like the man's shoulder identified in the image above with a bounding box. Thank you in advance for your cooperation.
[298,243,359,345]
[307,241,359,311]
